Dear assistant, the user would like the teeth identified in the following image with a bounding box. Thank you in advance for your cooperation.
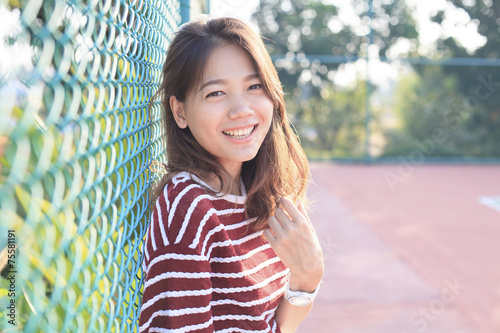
[223,126,255,138]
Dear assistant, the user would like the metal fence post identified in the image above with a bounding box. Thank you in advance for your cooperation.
[181,0,191,24]
[364,0,374,164]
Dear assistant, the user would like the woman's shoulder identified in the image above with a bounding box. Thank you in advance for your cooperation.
[162,171,245,206]
[160,171,228,225]
[147,172,219,253]
[164,171,209,201]
[153,172,211,225]
[146,171,249,260]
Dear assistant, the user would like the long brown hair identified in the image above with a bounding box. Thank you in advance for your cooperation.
[150,16,309,231]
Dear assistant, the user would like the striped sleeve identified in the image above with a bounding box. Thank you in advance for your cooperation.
[139,243,214,333]
[139,180,217,332]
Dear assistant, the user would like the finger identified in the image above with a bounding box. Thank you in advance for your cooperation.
[267,216,284,238]
[299,202,317,236]
[279,197,306,225]
[263,228,276,243]
[274,207,293,229]
[298,202,312,225]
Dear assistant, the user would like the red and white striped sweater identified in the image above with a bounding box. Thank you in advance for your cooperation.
[140,172,289,332]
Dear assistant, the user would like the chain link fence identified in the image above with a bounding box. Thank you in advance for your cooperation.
[0,0,181,331]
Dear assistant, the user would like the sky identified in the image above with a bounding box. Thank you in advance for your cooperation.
[210,0,261,31]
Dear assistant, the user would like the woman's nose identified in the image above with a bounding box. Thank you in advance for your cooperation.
[228,97,254,119]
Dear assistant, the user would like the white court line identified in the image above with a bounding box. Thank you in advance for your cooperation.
[477,196,500,212]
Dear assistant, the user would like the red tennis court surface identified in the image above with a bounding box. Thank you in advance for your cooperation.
[298,162,500,333]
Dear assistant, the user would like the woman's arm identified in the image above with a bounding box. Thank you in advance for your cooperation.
[263,198,325,332]
[273,275,321,332]
[275,299,313,333]
[139,243,214,332]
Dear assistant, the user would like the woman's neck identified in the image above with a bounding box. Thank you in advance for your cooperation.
[204,171,242,196]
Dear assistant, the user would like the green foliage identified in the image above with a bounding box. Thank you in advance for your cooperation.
[253,0,419,98]
[422,0,500,156]
[382,67,499,157]
[252,0,420,159]
[287,83,368,159]
[253,0,500,159]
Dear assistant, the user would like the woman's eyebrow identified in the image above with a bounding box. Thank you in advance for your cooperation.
[199,73,260,91]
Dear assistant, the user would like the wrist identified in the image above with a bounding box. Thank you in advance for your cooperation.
[284,278,323,306]
[288,273,323,293]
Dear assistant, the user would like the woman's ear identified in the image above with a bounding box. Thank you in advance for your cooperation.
[169,95,188,129]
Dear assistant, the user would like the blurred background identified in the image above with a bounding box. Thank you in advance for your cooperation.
[0,0,499,332]
[211,0,500,162]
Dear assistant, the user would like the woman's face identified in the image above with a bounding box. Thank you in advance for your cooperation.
[170,43,274,179]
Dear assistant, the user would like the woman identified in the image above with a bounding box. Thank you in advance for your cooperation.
[140,15,324,332]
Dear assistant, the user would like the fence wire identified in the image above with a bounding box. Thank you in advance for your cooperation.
[0,0,180,331]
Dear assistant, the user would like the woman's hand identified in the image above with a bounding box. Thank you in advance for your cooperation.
[263,197,324,293]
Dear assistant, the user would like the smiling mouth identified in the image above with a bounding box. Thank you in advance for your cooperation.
[222,125,256,139]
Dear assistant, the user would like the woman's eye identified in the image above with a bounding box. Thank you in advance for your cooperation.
[249,84,262,90]
[206,91,223,98]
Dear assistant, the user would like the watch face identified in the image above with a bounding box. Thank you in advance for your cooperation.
[289,296,312,306]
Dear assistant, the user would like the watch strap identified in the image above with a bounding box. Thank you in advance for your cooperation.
[284,279,323,306]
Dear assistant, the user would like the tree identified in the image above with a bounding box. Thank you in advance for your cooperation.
[426,0,500,156]
[252,0,419,158]
[287,83,368,158]
[381,67,495,158]
[252,0,419,98]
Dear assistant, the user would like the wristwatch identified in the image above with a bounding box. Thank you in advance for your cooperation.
[284,279,323,306]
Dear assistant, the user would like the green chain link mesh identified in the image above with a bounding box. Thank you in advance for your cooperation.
[0,0,180,331]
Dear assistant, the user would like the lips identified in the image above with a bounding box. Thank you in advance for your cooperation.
[222,125,256,139]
